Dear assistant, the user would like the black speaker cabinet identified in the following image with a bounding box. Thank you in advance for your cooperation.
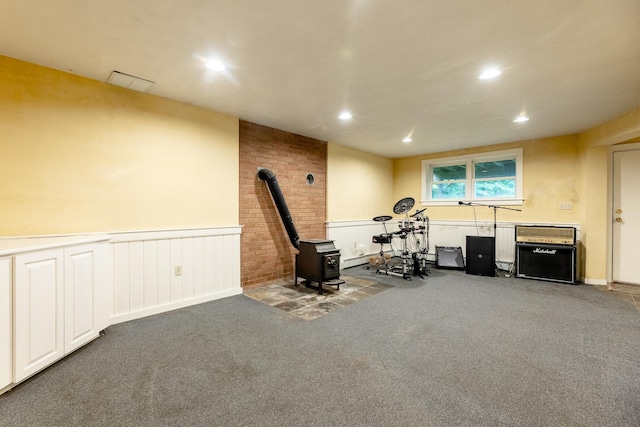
[435,246,464,270]
[466,236,495,277]
[516,243,576,284]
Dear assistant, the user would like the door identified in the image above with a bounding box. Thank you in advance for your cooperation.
[612,148,640,285]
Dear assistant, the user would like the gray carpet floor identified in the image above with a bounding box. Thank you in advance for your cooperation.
[1,266,639,427]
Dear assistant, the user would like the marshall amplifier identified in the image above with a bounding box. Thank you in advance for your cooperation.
[515,225,576,245]
[515,243,576,284]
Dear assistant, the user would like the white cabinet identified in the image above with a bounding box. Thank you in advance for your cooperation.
[12,242,109,384]
[0,235,109,394]
[0,258,12,390]
[14,249,65,382]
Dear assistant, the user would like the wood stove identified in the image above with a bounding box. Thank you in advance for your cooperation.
[258,169,343,294]
[295,239,343,294]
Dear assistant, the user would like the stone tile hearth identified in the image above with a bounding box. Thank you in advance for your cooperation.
[244,275,393,320]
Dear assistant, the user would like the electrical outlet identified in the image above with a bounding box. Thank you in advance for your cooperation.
[174,265,182,276]
[559,202,573,210]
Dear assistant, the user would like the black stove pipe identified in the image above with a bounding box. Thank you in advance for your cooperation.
[258,168,300,249]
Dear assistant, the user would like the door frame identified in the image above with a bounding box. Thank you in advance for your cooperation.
[609,142,640,285]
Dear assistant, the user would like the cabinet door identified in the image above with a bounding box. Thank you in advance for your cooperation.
[0,258,12,390]
[64,244,100,354]
[14,249,64,382]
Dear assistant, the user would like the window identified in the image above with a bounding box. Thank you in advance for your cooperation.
[474,158,516,198]
[431,163,466,199]
[422,149,523,205]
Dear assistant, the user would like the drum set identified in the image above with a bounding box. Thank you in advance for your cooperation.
[371,197,430,280]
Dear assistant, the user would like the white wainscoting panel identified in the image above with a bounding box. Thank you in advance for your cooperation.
[326,220,390,268]
[328,220,580,272]
[109,228,242,324]
[428,221,517,270]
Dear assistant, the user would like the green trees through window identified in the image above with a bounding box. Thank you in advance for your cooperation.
[423,149,522,203]
[473,159,516,198]
[431,164,466,199]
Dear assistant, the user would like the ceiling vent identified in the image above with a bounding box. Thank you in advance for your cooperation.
[106,71,154,93]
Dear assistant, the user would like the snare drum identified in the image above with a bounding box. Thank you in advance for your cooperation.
[372,233,393,244]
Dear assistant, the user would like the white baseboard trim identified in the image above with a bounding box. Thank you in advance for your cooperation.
[341,255,371,269]
[110,288,243,325]
[582,277,608,286]
[343,253,514,271]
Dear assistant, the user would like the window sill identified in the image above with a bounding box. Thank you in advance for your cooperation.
[421,198,525,207]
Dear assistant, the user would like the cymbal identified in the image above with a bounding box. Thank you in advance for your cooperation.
[393,197,415,215]
[373,215,393,222]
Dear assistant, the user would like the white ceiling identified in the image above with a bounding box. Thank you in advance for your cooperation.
[1,0,639,158]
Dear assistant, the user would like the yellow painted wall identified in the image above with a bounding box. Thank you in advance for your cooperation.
[392,104,640,285]
[0,56,239,236]
[327,143,393,221]
[577,143,609,281]
[392,134,613,283]
[393,135,580,224]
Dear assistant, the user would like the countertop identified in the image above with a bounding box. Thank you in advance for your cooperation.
[0,235,111,257]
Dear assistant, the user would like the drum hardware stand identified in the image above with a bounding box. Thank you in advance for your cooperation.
[375,240,391,273]
[371,198,433,281]
[370,215,393,273]
[380,197,416,280]
[408,207,431,278]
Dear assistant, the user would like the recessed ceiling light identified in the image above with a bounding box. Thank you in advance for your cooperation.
[339,111,353,120]
[513,115,529,123]
[403,136,412,143]
[205,59,226,72]
[479,68,501,80]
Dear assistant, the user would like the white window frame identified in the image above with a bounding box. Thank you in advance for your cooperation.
[421,148,523,206]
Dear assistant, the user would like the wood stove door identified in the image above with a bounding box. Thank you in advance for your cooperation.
[323,254,340,280]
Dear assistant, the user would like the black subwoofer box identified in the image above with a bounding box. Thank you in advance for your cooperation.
[516,243,576,284]
[435,246,465,270]
[466,236,495,277]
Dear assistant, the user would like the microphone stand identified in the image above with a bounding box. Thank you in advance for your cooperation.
[458,201,522,275]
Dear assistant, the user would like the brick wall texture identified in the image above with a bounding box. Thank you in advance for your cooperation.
[239,120,327,288]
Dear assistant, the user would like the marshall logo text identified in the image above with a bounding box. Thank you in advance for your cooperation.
[533,247,557,255]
